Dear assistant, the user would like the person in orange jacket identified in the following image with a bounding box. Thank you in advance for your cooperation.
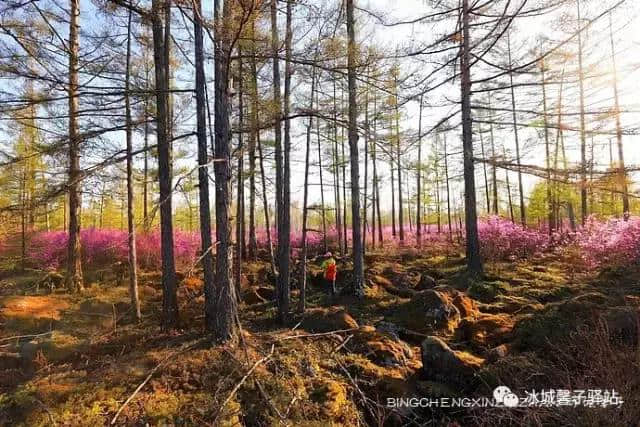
[321,252,337,296]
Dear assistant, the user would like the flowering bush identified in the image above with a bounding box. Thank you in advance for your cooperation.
[574,216,640,270]
[27,228,200,271]
[29,230,70,269]
[477,216,549,261]
[19,215,639,273]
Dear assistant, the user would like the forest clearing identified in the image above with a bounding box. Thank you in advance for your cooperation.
[1,0,640,425]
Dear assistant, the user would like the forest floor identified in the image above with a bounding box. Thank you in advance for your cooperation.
[0,245,639,426]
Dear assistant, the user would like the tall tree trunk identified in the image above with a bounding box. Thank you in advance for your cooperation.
[152,0,178,329]
[99,185,105,228]
[478,122,490,214]
[316,84,328,253]
[507,32,525,227]
[272,0,290,324]
[487,93,499,215]
[143,59,150,230]
[63,196,67,232]
[577,0,588,224]
[609,12,629,219]
[394,75,404,242]
[125,9,141,320]
[554,65,567,230]
[257,132,275,274]
[443,133,452,239]
[504,146,515,223]
[164,0,173,179]
[299,67,316,313]
[461,0,483,274]
[211,0,236,341]
[346,0,363,297]
[416,93,423,246]
[65,0,84,292]
[341,89,348,253]
[20,168,26,269]
[434,136,441,233]
[194,0,214,331]
[235,54,245,303]
[372,94,383,246]
[540,53,554,234]
[332,79,343,254]
[251,51,275,271]
[406,169,412,231]
[390,154,396,237]
[362,71,369,253]
[248,22,259,258]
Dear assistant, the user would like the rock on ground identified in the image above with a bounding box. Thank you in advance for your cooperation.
[301,308,359,333]
[400,289,461,333]
[421,336,484,388]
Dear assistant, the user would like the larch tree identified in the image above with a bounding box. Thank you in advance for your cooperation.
[194,0,215,333]
[212,0,237,341]
[65,0,84,292]
[151,0,179,329]
[124,8,141,320]
[460,0,482,275]
[346,0,364,297]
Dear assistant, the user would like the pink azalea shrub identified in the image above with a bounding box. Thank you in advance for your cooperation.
[27,228,200,271]
[20,215,640,273]
[477,216,549,261]
[573,216,640,270]
[29,230,70,269]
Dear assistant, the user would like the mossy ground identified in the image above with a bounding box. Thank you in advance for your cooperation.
[1,247,639,425]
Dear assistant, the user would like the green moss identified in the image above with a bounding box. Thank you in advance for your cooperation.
[144,391,181,421]
[512,308,582,351]
[524,285,573,303]
[468,281,508,303]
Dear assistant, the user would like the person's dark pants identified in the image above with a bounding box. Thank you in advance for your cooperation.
[326,278,336,296]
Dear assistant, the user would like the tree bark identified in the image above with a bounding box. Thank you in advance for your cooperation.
[332,79,343,254]
[577,0,588,224]
[346,0,364,297]
[362,71,369,252]
[194,0,214,331]
[609,12,629,219]
[125,9,141,320]
[65,0,84,292]
[507,32,525,227]
[434,136,441,233]
[390,152,396,237]
[477,122,490,214]
[394,73,404,242]
[461,0,483,274]
[248,22,259,257]
[211,0,236,341]
[416,93,423,246]
[257,130,275,274]
[316,83,328,253]
[371,94,383,246]
[504,146,515,224]
[487,93,498,215]
[152,0,178,329]
[540,53,554,234]
[235,54,245,303]
[143,58,150,231]
[443,132,452,239]
[271,0,290,324]
[299,66,316,313]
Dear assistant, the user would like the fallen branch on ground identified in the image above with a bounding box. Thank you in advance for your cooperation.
[110,339,201,425]
[0,331,53,343]
[277,328,358,341]
[214,344,275,424]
